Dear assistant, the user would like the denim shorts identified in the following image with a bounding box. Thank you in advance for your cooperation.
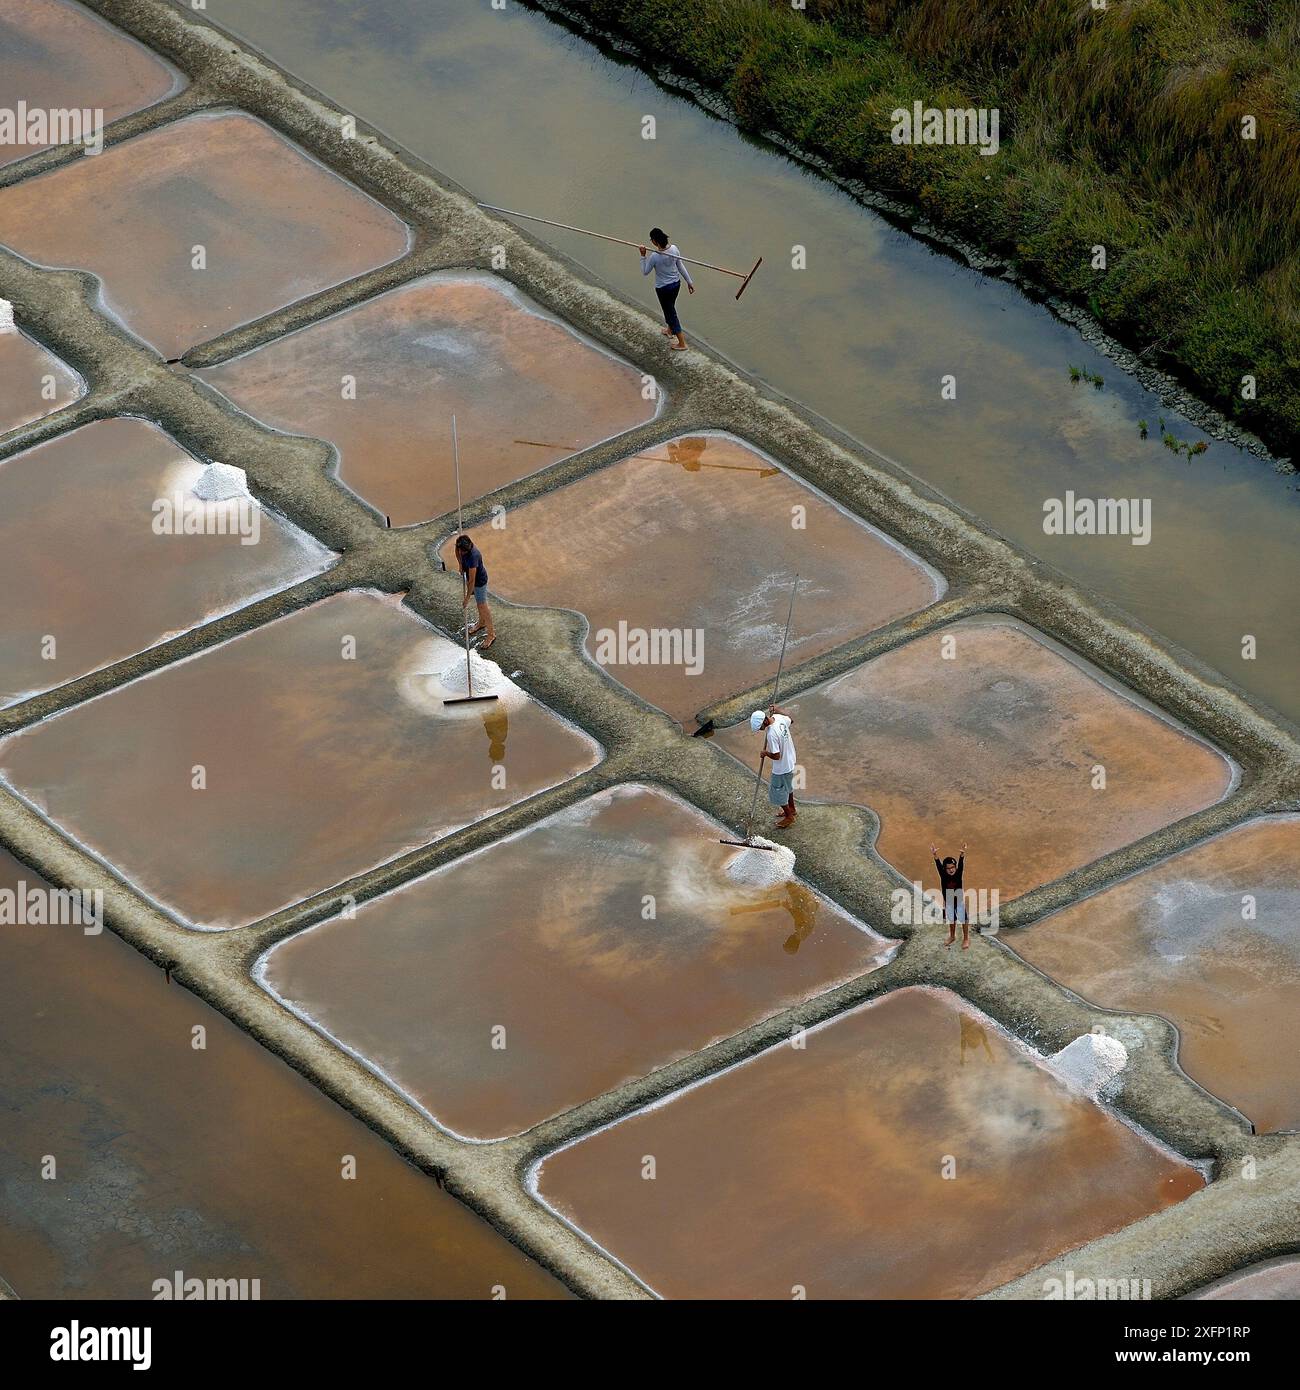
[473,583,487,605]
[767,770,794,805]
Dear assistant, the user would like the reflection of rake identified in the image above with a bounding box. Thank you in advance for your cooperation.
[728,899,784,915]
[633,452,780,478]
[480,204,764,299]
[512,439,778,477]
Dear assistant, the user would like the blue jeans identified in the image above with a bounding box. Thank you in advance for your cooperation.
[656,280,682,334]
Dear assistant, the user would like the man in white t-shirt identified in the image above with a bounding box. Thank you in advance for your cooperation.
[751,704,798,830]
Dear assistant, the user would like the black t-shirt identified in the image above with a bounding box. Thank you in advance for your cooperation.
[459,545,488,587]
[935,854,964,892]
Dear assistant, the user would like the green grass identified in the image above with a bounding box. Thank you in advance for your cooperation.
[564,0,1300,454]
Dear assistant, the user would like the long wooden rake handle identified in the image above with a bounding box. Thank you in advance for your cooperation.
[740,574,799,842]
[478,203,762,298]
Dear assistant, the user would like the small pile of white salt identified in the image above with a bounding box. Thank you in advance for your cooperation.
[724,834,796,889]
[193,461,250,501]
[438,647,509,697]
[1047,1032,1129,1098]
[0,298,15,334]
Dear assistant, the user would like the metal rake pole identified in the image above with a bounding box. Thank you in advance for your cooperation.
[740,574,799,842]
[452,416,473,699]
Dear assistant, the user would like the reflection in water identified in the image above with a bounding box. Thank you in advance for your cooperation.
[715,620,1233,902]
[781,882,819,954]
[1010,815,1300,1132]
[0,847,566,1299]
[482,705,508,763]
[959,1014,995,1066]
[0,0,178,169]
[729,880,820,954]
[536,987,1202,1299]
[0,593,597,928]
[0,112,409,359]
[645,435,780,478]
[259,785,891,1137]
[202,274,653,525]
[201,0,1300,720]
[0,418,331,708]
[470,432,939,723]
[0,330,82,434]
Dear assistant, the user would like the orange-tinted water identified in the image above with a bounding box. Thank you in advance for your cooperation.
[0,0,179,167]
[261,784,894,1138]
[715,619,1234,901]
[0,591,600,928]
[0,328,80,432]
[0,111,409,357]
[1009,816,1300,1132]
[202,274,655,525]
[0,846,566,1298]
[536,987,1203,1298]
[198,0,1300,723]
[0,417,332,707]
[452,432,941,723]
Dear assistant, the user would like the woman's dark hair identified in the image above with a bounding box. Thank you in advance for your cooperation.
[942,857,958,872]
[649,227,668,248]
[454,534,472,555]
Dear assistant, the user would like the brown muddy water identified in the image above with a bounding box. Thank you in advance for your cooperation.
[0,845,566,1298]
[0,0,181,167]
[715,617,1235,903]
[448,432,941,724]
[193,0,1300,724]
[0,110,410,358]
[0,416,333,707]
[0,591,600,928]
[534,986,1203,1299]
[201,273,656,526]
[1009,815,1300,1134]
[0,325,81,432]
[259,784,894,1140]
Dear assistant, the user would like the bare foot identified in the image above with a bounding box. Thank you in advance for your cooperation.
[660,326,673,336]
[479,635,496,651]
[669,342,688,351]
[962,937,971,950]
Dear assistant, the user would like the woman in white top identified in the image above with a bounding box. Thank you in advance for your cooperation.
[639,227,695,352]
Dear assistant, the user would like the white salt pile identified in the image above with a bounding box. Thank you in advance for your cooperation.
[0,298,15,333]
[1047,1032,1129,1098]
[438,647,510,697]
[193,461,250,501]
[394,636,529,716]
[724,834,796,889]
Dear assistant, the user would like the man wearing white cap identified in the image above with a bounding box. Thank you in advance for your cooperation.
[751,704,798,831]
